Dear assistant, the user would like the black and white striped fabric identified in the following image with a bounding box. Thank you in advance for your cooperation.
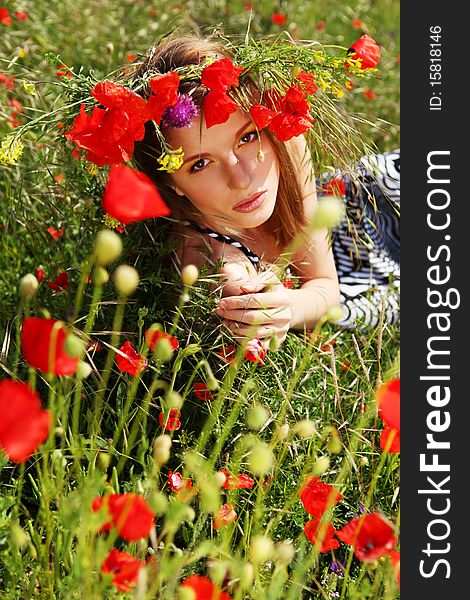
[182,149,400,331]
[321,149,400,330]
[180,219,261,266]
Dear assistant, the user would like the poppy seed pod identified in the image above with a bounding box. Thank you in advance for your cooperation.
[312,197,345,229]
[312,455,330,475]
[274,540,296,563]
[177,588,196,600]
[19,273,38,298]
[94,229,123,266]
[154,434,172,465]
[64,334,85,358]
[325,305,344,323]
[113,265,139,296]
[93,266,109,286]
[249,534,274,563]
[246,404,270,430]
[277,423,290,441]
[76,361,92,380]
[148,491,168,515]
[181,264,199,286]
[154,337,174,363]
[248,442,274,476]
[293,419,318,439]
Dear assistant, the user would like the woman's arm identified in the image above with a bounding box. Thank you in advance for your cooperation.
[284,134,340,329]
[216,136,341,341]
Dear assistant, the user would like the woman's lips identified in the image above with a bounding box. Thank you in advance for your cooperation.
[233,191,266,213]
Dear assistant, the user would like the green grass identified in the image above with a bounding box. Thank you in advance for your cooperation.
[0,1,399,598]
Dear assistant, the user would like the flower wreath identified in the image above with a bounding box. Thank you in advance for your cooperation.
[59,33,380,173]
[0,33,381,227]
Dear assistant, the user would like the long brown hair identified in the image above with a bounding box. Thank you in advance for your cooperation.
[132,34,307,247]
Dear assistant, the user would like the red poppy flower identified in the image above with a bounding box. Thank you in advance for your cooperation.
[92,81,147,116]
[147,72,180,124]
[271,12,287,25]
[323,178,347,196]
[267,86,313,142]
[168,471,193,493]
[126,52,137,63]
[213,503,237,529]
[377,378,400,453]
[363,89,377,101]
[0,72,15,89]
[56,66,73,79]
[304,518,340,552]
[218,344,237,364]
[159,407,181,431]
[35,267,46,282]
[65,104,131,165]
[0,7,11,25]
[352,18,363,29]
[316,21,326,30]
[336,513,397,562]
[249,104,276,131]
[380,426,400,453]
[102,164,170,224]
[219,469,255,490]
[377,378,400,430]
[14,10,29,21]
[193,382,214,401]
[299,475,343,518]
[201,58,243,92]
[0,380,51,463]
[116,341,147,376]
[47,227,64,239]
[65,80,155,166]
[244,338,267,365]
[180,575,232,600]
[46,271,69,292]
[21,317,80,375]
[144,328,179,352]
[101,548,145,592]
[92,493,154,541]
[296,71,318,95]
[8,98,23,112]
[347,34,381,70]
[389,550,400,585]
[202,90,239,129]
[263,88,284,112]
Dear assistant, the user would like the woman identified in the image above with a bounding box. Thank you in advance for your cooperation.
[133,35,400,347]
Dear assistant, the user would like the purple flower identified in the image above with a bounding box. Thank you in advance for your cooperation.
[330,561,345,577]
[160,94,199,128]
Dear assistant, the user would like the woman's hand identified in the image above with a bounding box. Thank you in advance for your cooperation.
[215,270,293,345]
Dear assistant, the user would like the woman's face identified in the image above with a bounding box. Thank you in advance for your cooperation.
[165,109,280,232]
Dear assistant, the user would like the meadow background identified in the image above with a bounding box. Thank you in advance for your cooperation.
[0,1,400,598]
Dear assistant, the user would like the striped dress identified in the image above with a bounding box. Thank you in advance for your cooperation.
[182,150,400,331]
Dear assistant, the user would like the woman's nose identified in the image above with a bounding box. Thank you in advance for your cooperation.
[225,152,253,191]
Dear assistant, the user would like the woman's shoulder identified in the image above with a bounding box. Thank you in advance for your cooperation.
[172,221,258,275]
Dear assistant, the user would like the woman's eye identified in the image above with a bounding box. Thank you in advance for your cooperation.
[190,158,209,173]
[240,130,258,144]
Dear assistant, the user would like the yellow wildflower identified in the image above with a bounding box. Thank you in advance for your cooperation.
[86,163,99,176]
[0,135,24,166]
[22,81,36,95]
[331,84,345,99]
[157,147,185,174]
[102,214,125,231]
